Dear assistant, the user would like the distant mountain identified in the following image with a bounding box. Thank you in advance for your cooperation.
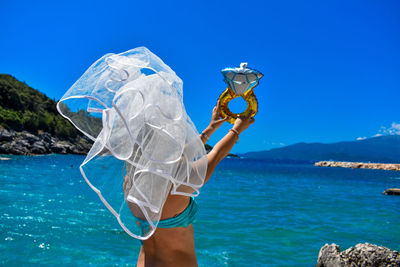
[243,135,400,163]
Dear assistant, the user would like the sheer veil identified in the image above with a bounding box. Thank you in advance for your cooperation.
[57,47,207,239]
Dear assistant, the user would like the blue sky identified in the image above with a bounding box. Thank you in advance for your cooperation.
[1,0,399,153]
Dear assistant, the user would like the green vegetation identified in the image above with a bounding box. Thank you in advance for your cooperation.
[0,74,79,139]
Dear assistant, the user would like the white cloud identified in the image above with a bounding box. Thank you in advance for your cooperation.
[356,137,367,140]
[391,122,400,132]
[377,122,400,136]
[262,140,286,147]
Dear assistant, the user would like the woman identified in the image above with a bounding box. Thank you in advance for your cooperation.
[136,102,255,267]
[57,47,256,267]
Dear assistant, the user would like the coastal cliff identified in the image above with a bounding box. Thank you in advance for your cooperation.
[314,161,400,171]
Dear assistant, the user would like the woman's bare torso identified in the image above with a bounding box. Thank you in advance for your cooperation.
[136,195,198,267]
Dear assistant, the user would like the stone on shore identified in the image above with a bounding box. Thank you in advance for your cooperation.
[315,161,400,171]
[31,141,48,154]
[316,243,400,267]
[383,188,400,196]
[0,128,14,141]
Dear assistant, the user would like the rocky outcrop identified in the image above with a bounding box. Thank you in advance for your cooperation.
[0,127,230,157]
[0,127,91,155]
[315,161,400,171]
[383,188,400,196]
[316,243,400,267]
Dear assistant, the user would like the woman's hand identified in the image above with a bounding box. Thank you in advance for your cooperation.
[200,101,230,144]
[232,113,255,134]
[208,100,231,131]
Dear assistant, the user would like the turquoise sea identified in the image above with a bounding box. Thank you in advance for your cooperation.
[1,154,400,266]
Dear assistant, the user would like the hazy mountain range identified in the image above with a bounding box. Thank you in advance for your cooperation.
[243,135,400,163]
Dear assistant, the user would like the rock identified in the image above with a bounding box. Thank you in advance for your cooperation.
[0,129,91,155]
[50,141,70,154]
[0,144,8,154]
[1,142,29,155]
[33,140,46,147]
[0,128,15,141]
[70,146,83,154]
[39,132,52,143]
[20,131,40,144]
[14,139,30,148]
[315,161,400,171]
[316,244,343,267]
[383,188,400,196]
[31,141,48,154]
[317,243,400,267]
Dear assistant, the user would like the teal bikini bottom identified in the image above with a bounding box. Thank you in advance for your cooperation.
[138,197,198,237]
[157,197,198,228]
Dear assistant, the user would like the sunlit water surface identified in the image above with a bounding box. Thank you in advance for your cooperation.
[1,155,399,266]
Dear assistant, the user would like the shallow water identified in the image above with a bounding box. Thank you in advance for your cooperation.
[1,155,399,266]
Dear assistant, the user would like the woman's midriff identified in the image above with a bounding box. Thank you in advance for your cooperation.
[136,195,198,267]
[138,225,197,267]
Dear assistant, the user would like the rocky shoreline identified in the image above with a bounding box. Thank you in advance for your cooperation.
[317,243,400,266]
[0,127,91,155]
[315,161,400,171]
[0,127,236,157]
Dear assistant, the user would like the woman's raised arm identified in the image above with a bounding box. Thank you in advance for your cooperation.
[198,101,255,184]
[204,116,254,183]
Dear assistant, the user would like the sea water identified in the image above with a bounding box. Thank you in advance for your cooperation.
[1,155,399,266]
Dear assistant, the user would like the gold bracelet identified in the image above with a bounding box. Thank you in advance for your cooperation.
[228,128,240,139]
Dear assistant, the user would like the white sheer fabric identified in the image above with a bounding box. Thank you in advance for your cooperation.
[57,47,207,239]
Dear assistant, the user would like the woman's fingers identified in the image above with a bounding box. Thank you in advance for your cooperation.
[217,116,230,123]
[216,100,223,117]
[222,116,231,122]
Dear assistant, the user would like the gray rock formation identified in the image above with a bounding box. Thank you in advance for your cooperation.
[383,189,400,196]
[0,128,14,141]
[0,127,91,155]
[315,161,400,171]
[317,243,400,267]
